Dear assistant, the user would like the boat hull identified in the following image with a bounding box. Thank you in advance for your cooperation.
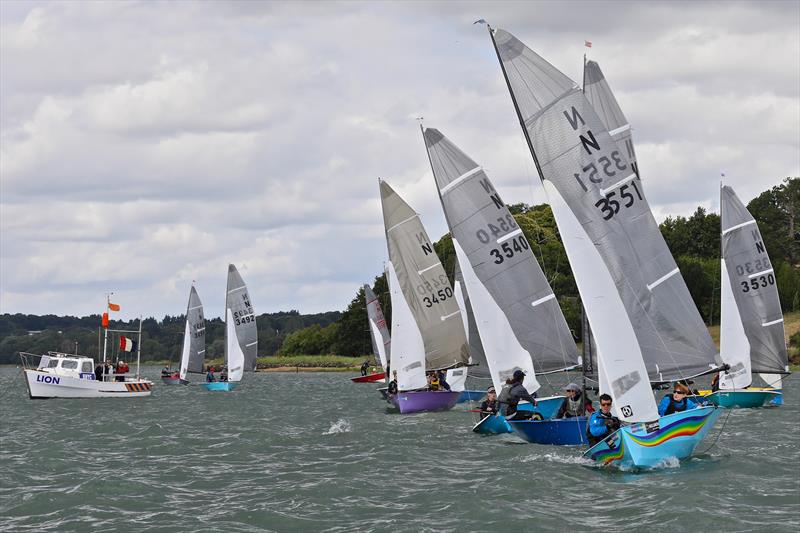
[351,372,386,383]
[24,369,152,399]
[389,390,460,414]
[202,382,239,391]
[517,395,564,419]
[699,389,781,408]
[161,375,181,385]
[510,416,589,445]
[472,414,513,434]
[584,406,721,468]
[457,390,485,403]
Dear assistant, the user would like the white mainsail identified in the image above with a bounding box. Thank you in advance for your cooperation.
[489,27,720,422]
[387,260,426,390]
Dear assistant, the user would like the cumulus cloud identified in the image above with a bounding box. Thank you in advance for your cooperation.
[1,0,797,318]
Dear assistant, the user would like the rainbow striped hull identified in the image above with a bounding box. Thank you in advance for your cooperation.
[584,406,721,468]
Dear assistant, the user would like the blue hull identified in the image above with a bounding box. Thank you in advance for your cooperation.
[510,416,589,445]
[584,406,721,468]
[457,390,485,403]
[517,396,564,419]
[202,382,238,392]
[703,390,781,408]
[472,414,513,434]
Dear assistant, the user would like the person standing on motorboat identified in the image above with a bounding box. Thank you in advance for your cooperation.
[501,370,538,420]
[555,383,587,419]
[95,363,104,382]
[479,386,499,419]
[587,393,621,446]
[658,383,699,416]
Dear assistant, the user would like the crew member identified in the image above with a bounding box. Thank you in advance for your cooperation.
[502,370,538,420]
[658,383,699,416]
[587,393,621,446]
[555,383,586,419]
[479,386,499,419]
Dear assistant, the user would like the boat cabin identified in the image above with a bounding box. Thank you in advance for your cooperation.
[36,352,96,380]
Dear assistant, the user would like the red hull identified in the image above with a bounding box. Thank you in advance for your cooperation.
[351,372,386,383]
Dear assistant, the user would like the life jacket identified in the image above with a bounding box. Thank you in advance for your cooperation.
[586,411,620,440]
[564,393,584,417]
[664,395,688,415]
[429,378,440,391]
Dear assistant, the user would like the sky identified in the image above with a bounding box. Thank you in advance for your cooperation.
[1,0,798,320]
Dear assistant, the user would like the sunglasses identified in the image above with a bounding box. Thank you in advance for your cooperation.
[674,391,686,395]
[600,402,612,406]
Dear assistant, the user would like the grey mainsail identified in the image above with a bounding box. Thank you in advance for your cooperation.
[226,264,258,379]
[179,285,205,380]
[423,127,578,375]
[490,27,718,389]
[583,60,639,178]
[364,284,391,370]
[380,180,469,370]
[721,185,788,377]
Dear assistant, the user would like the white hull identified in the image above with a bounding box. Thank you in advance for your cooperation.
[24,369,152,399]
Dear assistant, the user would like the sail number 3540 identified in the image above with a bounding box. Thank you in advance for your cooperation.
[490,235,530,264]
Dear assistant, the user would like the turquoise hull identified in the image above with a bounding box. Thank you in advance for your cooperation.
[202,382,238,392]
[584,406,721,469]
[704,389,781,408]
[472,414,513,434]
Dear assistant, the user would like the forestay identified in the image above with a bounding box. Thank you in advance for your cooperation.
[380,180,469,371]
[364,284,391,371]
[583,60,639,178]
[719,185,788,388]
[490,28,718,384]
[179,285,206,381]
[226,264,257,382]
[423,127,578,390]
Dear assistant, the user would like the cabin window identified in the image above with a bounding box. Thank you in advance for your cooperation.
[61,360,78,370]
[47,359,59,368]
[81,362,93,373]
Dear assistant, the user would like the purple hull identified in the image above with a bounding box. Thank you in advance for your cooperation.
[389,390,460,414]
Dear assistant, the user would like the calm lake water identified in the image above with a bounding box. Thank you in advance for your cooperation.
[1,366,798,532]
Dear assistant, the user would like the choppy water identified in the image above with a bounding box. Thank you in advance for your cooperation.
[1,366,798,532]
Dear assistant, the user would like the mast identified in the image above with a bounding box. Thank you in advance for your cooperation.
[136,316,142,379]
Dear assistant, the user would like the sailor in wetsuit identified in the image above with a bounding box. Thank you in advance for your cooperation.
[587,393,621,446]
[658,383,698,416]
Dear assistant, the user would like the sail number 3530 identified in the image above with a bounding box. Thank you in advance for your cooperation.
[741,273,775,293]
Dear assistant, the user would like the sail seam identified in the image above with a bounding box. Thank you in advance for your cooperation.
[440,167,482,194]
[497,228,523,244]
[748,268,773,278]
[722,220,756,235]
[646,268,680,291]
[386,215,417,233]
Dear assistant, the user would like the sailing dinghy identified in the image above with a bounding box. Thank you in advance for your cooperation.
[176,285,206,385]
[700,185,789,407]
[352,284,390,383]
[422,127,581,440]
[488,26,723,467]
[379,179,469,414]
[203,264,257,391]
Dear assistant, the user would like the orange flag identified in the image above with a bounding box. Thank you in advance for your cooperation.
[102,312,109,328]
[108,302,120,312]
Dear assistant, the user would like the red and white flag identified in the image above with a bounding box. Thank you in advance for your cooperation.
[585,40,592,48]
[119,337,137,352]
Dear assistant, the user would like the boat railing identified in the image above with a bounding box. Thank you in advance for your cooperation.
[19,352,40,370]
